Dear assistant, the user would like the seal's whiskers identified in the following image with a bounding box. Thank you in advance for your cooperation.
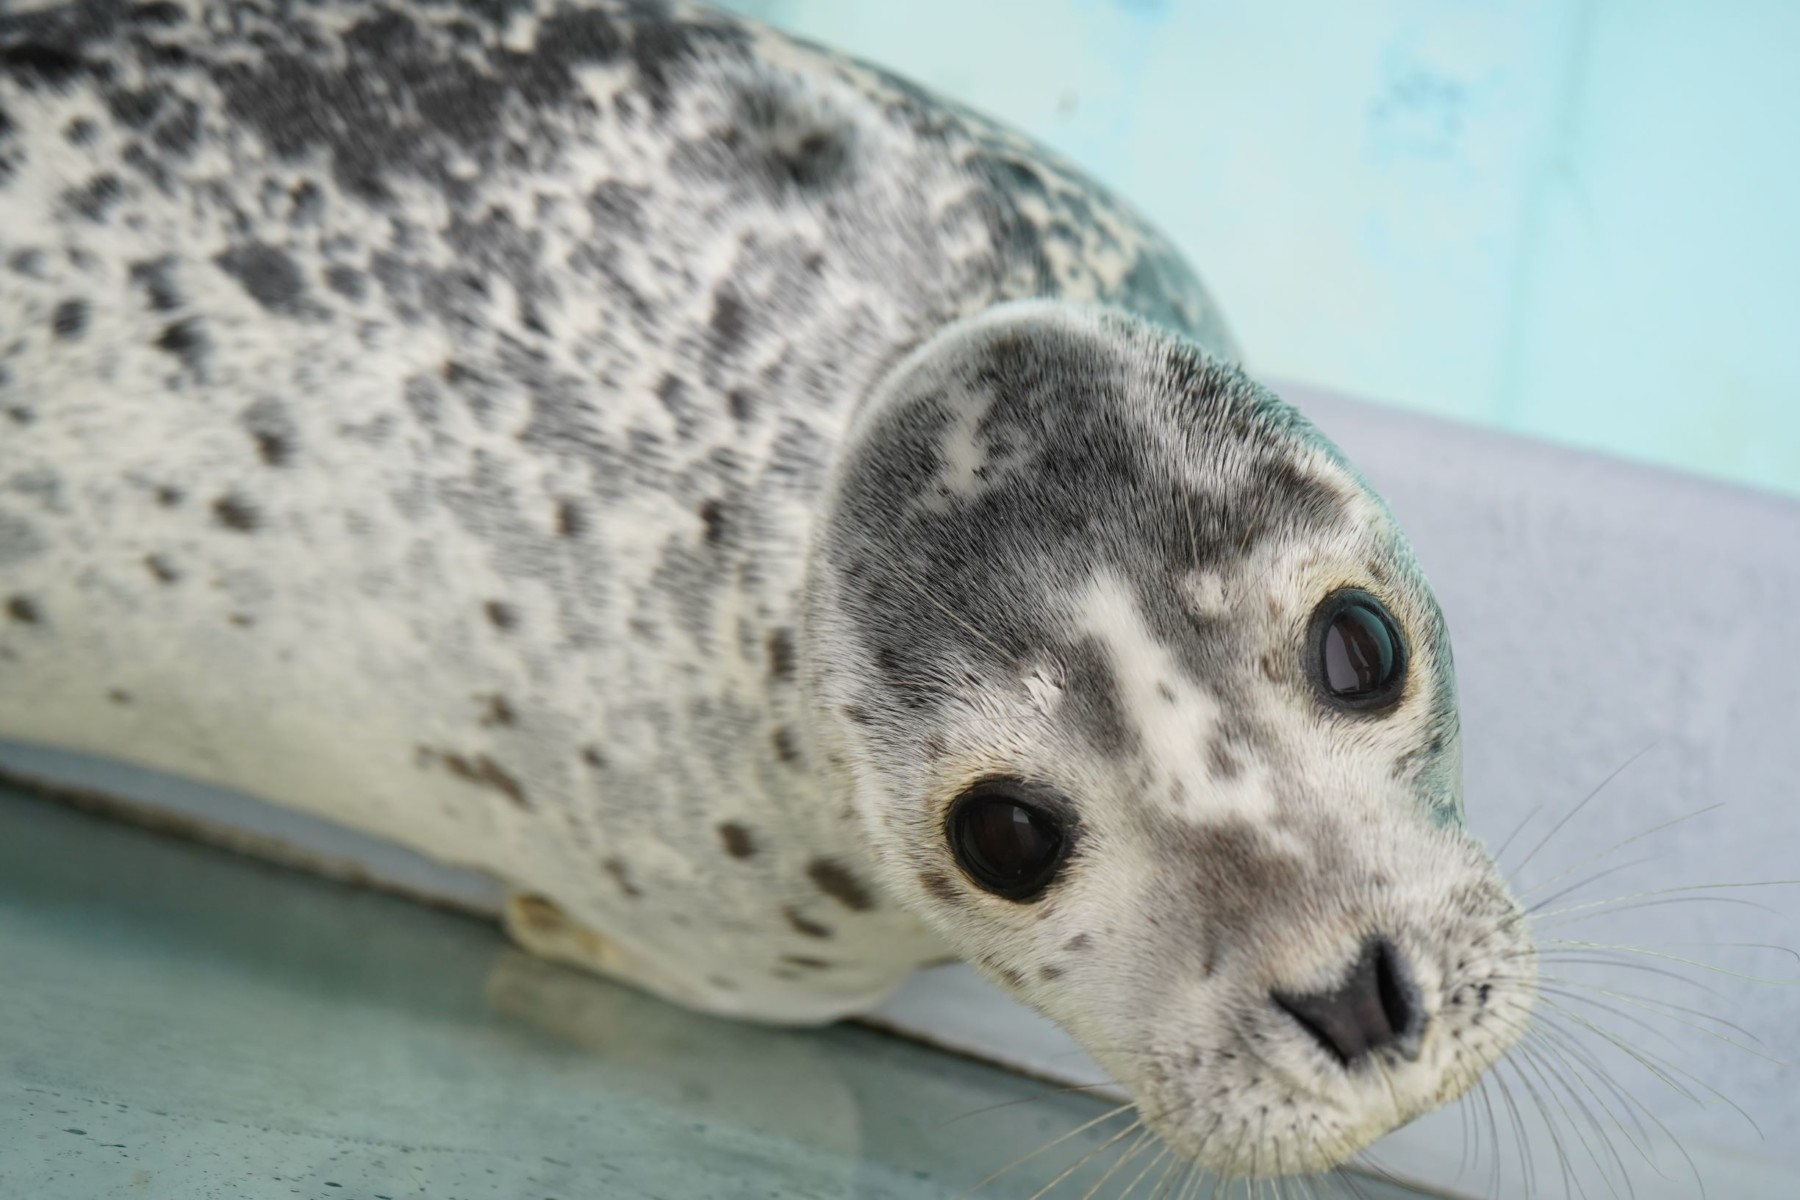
[957,1101,1138,1197]
[1504,743,1661,880]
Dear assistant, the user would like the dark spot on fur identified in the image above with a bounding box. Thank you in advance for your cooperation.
[130,258,182,311]
[652,372,702,439]
[63,116,96,145]
[242,396,299,469]
[61,173,124,221]
[1207,737,1242,780]
[727,389,754,422]
[228,613,254,628]
[697,498,726,545]
[1156,681,1176,703]
[107,688,131,705]
[775,129,845,189]
[554,498,585,539]
[1064,933,1092,953]
[216,243,307,315]
[6,595,42,624]
[766,628,796,681]
[783,908,832,939]
[1062,637,1136,757]
[1039,963,1064,980]
[144,554,179,584]
[780,955,831,970]
[51,299,88,339]
[729,82,855,193]
[603,858,641,897]
[153,485,182,507]
[130,2,185,24]
[771,726,801,765]
[429,747,530,810]
[717,821,756,859]
[841,704,871,726]
[918,870,960,903]
[152,98,202,157]
[581,745,606,769]
[211,494,260,532]
[708,289,747,353]
[287,179,323,223]
[5,407,34,425]
[483,600,518,630]
[480,695,516,727]
[324,264,366,300]
[106,87,161,128]
[808,859,874,911]
[1260,653,1280,682]
[154,319,207,371]
[252,430,292,466]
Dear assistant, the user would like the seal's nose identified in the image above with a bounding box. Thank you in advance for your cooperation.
[1272,937,1424,1066]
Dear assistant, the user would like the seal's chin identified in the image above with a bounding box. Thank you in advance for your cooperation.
[1128,1030,1497,1178]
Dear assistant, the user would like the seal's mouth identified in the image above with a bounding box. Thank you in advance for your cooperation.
[1104,892,1540,1179]
[1135,993,1532,1176]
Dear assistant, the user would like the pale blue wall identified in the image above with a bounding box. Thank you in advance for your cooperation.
[720,1,1800,499]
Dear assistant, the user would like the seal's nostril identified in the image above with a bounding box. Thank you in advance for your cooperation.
[1272,937,1424,1067]
[1374,938,1415,1039]
[1272,990,1353,1067]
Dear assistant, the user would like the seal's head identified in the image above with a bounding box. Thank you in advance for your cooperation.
[803,302,1535,1176]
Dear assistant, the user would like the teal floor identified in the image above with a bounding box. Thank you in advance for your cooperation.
[0,787,1437,1199]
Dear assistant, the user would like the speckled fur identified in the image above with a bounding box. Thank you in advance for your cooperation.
[0,0,1535,1176]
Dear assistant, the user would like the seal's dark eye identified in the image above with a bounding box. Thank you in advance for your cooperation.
[1310,588,1407,710]
[946,780,1070,902]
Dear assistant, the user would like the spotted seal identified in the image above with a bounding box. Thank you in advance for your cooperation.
[0,0,1537,1178]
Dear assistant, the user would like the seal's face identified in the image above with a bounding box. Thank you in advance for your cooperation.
[806,303,1536,1177]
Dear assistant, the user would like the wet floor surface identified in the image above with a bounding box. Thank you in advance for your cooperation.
[0,787,1441,1199]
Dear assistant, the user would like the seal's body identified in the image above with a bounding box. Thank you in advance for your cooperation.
[0,0,1536,1176]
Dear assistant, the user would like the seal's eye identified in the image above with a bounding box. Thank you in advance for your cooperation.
[1310,588,1408,710]
[946,780,1069,902]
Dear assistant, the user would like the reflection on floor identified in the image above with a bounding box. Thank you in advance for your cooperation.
[0,787,1438,1199]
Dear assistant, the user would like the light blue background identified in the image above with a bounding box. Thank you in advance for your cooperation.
[722,0,1800,499]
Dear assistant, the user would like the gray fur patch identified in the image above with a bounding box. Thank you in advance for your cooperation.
[215,243,309,315]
